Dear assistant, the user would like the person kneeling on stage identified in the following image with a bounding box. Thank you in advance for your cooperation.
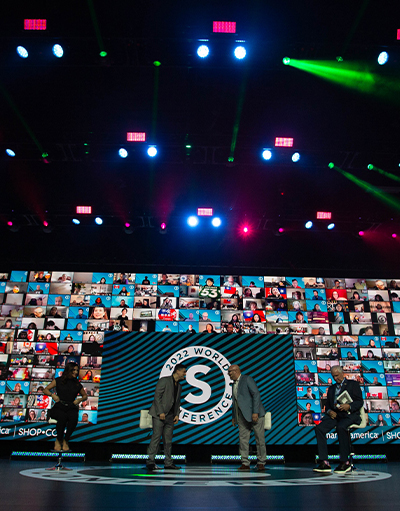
[43,362,88,452]
[314,365,363,474]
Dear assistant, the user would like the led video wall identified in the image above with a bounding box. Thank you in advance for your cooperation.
[1,270,400,444]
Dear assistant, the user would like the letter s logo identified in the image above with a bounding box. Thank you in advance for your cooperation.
[185,365,211,404]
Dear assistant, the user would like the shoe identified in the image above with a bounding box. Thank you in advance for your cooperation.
[334,462,352,474]
[313,461,332,473]
[146,464,159,471]
[164,464,181,470]
[256,464,265,471]
[238,464,250,471]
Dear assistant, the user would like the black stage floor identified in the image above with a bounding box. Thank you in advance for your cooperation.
[1,460,399,511]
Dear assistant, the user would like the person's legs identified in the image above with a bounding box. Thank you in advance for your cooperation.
[336,414,361,462]
[238,410,252,466]
[253,416,267,465]
[52,407,68,448]
[63,409,79,449]
[315,415,338,461]
[162,412,175,467]
[147,417,165,466]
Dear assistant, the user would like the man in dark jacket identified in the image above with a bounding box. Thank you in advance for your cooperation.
[146,364,186,471]
[314,365,363,474]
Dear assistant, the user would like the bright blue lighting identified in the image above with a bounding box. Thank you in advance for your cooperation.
[262,149,272,161]
[95,217,103,225]
[118,148,128,158]
[211,217,221,227]
[147,146,157,157]
[234,46,246,60]
[197,45,210,58]
[17,46,28,58]
[305,221,313,229]
[327,223,335,230]
[187,216,199,227]
[52,44,64,58]
[6,149,16,157]
[292,152,300,162]
[377,51,388,65]
[72,218,80,225]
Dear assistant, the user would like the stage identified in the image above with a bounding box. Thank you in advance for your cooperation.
[1,460,398,511]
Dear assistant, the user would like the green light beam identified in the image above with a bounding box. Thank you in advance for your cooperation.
[286,59,400,104]
[87,0,107,55]
[229,72,248,162]
[341,0,371,55]
[332,164,400,212]
[368,165,400,184]
[0,81,45,156]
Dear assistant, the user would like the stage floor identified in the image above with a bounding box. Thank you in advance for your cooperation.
[1,460,398,511]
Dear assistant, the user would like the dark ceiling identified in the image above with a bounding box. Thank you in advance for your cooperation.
[0,0,399,274]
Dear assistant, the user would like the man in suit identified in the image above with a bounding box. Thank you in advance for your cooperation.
[228,364,266,471]
[146,364,187,471]
[314,365,363,474]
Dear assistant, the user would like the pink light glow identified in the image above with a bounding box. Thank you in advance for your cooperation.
[76,206,92,214]
[392,233,397,238]
[275,137,294,147]
[243,226,249,233]
[7,221,13,226]
[127,132,146,142]
[278,227,284,233]
[160,222,166,230]
[125,222,131,228]
[197,207,213,216]
[316,211,332,219]
[43,221,49,227]
[24,19,47,30]
[359,231,365,236]
[213,21,236,33]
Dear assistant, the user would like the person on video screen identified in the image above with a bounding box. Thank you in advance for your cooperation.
[146,364,187,471]
[43,362,87,452]
[313,365,363,474]
[228,364,266,472]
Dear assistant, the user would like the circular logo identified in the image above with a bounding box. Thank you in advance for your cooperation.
[160,346,232,424]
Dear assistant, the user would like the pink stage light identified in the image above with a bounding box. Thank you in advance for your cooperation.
[43,221,49,227]
[76,206,92,214]
[7,221,13,227]
[125,222,131,228]
[243,226,249,233]
[275,137,294,147]
[160,222,166,230]
[392,233,397,238]
[24,19,47,30]
[197,208,213,216]
[317,211,332,220]
[127,132,146,142]
[397,29,400,40]
[359,231,365,236]
[278,227,284,233]
[213,21,236,33]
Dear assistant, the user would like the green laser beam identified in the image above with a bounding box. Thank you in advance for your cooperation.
[229,72,248,161]
[369,165,400,184]
[0,81,45,155]
[87,0,106,53]
[286,59,400,104]
[333,164,400,212]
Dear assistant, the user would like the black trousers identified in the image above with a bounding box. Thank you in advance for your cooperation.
[50,405,79,443]
[315,412,361,462]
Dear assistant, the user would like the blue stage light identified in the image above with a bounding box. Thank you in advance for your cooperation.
[197,45,210,58]
[6,149,16,157]
[187,216,199,227]
[95,217,103,225]
[147,146,157,157]
[52,44,64,58]
[327,223,335,230]
[234,46,246,60]
[262,149,272,161]
[212,217,221,227]
[377,51,388,65]
[118,148,128,158]
[72,218,80,225]
[305,221,313,229]
[292,152,300,162]
[17,46,28,58]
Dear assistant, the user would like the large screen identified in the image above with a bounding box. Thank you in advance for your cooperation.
[1,271,400,444]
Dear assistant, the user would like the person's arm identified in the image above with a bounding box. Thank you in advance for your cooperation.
[153,378,167,419]
[74,387,88,406]
[247,376,262,422]
[43,380,60,403]
[338,382,363,413]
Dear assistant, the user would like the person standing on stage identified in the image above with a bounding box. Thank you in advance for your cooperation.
[228,364,266,471]
[313,365,363,474]
[43,362,87,452]
[146,364,187,471]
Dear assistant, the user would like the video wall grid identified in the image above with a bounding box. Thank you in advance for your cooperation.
[0,270,400,442]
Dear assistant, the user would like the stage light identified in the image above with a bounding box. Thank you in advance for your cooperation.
[42,221,53,234]
[24,19,47,30]
[17,46,28,58]
[211,217,221,227]
[52,44,64,58]
[153,61,161,67]
[6,149,15,157]
[234,46,246,60]
[275,137,293,147]
[118,148,128,158]
[197,45,210,58]
[147,146,157,157]
[336,56,344,62]
[328,162,335,169]
[159,222,167,234]
[72,218,80,225]
[213,21,236,33]
[327,223,335,230]
[317,211,332,219]
[367,164,374,170]
[262,149,272,161]
[124,222,134,234]
[100,51,107,57]
[305,221,313,229]
[243,226,249,233]
[95,217,103,225]
[359,230,365,236]
[283,57,290,65]
[187,216,199,227]
[392,233,397,239]
[198,208,213,216]
[76,206,92,214]
[292,152,300,162]
[7,220,20,232]
[378,51,389,65]
[278,227,284,233]
[127,132,146,142]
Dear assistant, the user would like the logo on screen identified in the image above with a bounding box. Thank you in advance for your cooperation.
[160,346,232,424]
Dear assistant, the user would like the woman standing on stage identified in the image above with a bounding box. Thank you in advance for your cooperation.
[43,362,87,452]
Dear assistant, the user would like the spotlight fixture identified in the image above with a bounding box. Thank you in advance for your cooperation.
[282,57,291,65]
[52,44,64,58]
[234,46,246,60]
[377,51,389,65]
[242,226,249,234]
[42,220,53,233]
[211,217,221,227]
[187,216,199,227]
[327,223,335,230]
[118,148,128,158]
[197,45,210,58]
[95,217,103,225]
[7,220,20,232]
[305,221,313,229]
[159,222,167,234]
[6,149,16,157]
[359,231,365,236]
[147,146,157,157]
[291,152,300,163]
[328,162,335,169]
[17,46,28,58]
[124,222,134,234]
[262,149,272,161]
[72,218,80,225]
[392,233,397,239]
